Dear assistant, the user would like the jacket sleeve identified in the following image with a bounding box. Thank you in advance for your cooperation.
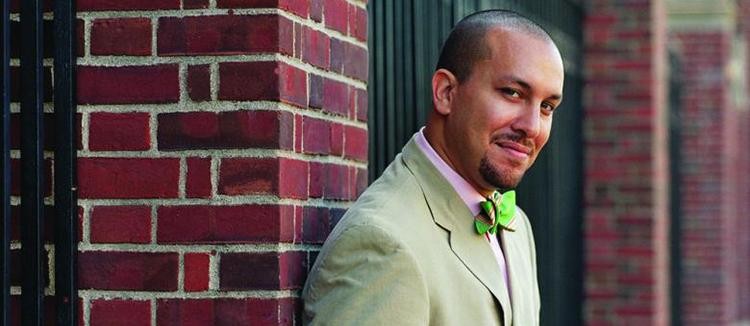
[302,223,430,326]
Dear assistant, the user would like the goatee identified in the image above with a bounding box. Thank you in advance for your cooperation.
[479,156,524,192]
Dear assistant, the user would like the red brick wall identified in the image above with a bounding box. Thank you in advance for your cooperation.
[737,3,750,322]
[670,30,730,324]
[8,0,368,324]
[582,0,670,324]
[669,23,750,324]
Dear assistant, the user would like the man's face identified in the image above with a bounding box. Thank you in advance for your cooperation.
[443,28,564,191]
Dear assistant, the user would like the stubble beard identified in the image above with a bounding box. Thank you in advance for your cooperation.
[479,155,527,191]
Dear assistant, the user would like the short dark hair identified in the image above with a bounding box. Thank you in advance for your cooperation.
[435,10,554,82]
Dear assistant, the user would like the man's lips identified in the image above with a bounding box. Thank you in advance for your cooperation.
[495,141,532,157]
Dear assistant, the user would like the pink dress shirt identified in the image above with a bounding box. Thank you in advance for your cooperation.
[414,128,511,294]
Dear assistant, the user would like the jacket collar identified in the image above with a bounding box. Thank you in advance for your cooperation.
[401,135,513,325]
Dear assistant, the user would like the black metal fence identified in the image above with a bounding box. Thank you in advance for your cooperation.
[367,1,583,325]
[2,0,78,324]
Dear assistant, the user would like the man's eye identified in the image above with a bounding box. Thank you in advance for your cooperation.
[541,102,556,113]
[501,88,521,98]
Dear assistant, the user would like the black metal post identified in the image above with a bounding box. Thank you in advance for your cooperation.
[20,0,45,324]
[1,0,12,323]
[53,0,78,323]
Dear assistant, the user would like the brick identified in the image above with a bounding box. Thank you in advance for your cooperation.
[330,123,343,156]
[88,112,151,151]
[183,0,209,9]
[310,0,323,22]
[309,162,325,198]
[302,117,331,154]
[294,114,303,152]
[157,299,214,326]
[158,110,293,150]
[324,0,348,34]
[349,4,367,42]
[187,65,211,102]
[279,158,309,199]
[324,163,349,200]
[303,206,329,244]
[322,78,349,116]
[219,157,308,199]
[293,22,303,59]
[184,253,210,291]
[280,0,310,18]
[343,43,368,81]
[78,0,180,11]
[91,18,152,56]
[90,205,151,244]
[218,61,307,107]
[219,251,305,290]
[186,157,212,198]
[330,39,367,81]
[10,158,52,197]
[79,251,178,290]
[157,204,294,243]
[90,299,151,326]
[157,298,297,325]
[218,158,275,196]
[356,88,368,122]
[158,15,293,56]
[78,65,179,104]
[356,167,368,196]
[344,125,368,162]
[308,74,324,110]
[78,158,180,199]
[294,206,304,242]
[348,86,357,118]
[302,27,330,69]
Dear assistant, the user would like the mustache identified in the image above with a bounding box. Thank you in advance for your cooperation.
[492,133,535,152]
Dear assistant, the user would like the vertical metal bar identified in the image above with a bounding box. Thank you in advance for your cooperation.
[384,0,395,164]
[372,0,386,180]
[393,0,404,149]
[402,0,415,135]
[54,0,77,323]
[1,0,11,323]
[20,0,45,323]
[412,0,427,128]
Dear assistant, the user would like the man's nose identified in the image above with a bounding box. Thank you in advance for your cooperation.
[510,103,541,139]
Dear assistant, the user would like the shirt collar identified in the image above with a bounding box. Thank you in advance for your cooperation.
[414,128,485,216]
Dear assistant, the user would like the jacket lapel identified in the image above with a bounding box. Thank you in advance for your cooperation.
[401,137,513,325]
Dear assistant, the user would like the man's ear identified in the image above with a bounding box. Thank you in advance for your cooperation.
[432,69,459,116]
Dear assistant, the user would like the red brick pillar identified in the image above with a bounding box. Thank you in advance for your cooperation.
[668,1,743,323]
[73,0,368,324]
[583,0,670,324]
[737,2,750,322]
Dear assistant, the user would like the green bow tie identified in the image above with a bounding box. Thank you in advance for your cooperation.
[475,190,516,235]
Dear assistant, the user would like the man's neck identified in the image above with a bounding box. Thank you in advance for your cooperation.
[422,125,494,198]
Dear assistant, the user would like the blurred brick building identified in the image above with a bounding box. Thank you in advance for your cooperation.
[585,0,750,324]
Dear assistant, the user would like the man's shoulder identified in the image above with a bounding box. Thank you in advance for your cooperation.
[339,156,428,227]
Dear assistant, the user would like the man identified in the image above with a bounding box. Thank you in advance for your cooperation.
[302,10,564,325]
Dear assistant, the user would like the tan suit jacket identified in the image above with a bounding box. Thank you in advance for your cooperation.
[302,136,540,325]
